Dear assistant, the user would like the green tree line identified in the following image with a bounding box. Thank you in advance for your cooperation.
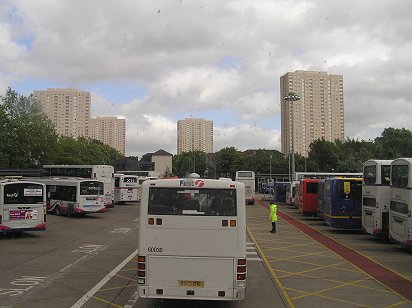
[173,128,412,178]
[0,88,123,168]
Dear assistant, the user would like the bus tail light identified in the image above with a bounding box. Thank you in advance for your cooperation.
[222,220,228,227]
[236,258,247,281]
[0,214,2,224]
[148,218,154,225]
[138,255,146,284]
[230,220,237,227]
[408,210,411,218]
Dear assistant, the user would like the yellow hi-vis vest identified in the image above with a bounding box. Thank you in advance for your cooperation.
[269,203,278,222]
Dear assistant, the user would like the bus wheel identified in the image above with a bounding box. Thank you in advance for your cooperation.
[55,206,61,216]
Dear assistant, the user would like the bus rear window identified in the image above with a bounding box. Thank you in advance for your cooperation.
[80,181,104,195]
[391,165,408,187]
[390,201,408,214]
[363,197,376,207]
[363,165,376,184]
[4,183,44,204]
[148,188,237,216]
[337,181,362,199]
[306,182,318,194]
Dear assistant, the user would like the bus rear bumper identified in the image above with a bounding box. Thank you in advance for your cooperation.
[137,286,245,301]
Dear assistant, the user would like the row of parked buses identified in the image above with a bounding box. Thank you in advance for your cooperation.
[285,159,412,249]
[0,165,157,234]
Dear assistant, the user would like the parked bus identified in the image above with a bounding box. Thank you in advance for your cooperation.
[235,171,255,205]
[120,170,160,178]
[0,179,46,233]
[274,182,290,203]
[114,174,139,203]
[287,180,299,206]
[299,178,320,215]
[137,176,247,301]
[293,182,301,208]
[316,180,326,219]
[323,178,363,229]
[43,165,115,208]
[34,178,105,216]
[362,159,392,239]
[389,158,412,249]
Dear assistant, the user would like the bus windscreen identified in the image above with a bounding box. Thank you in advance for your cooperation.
[4,183,44,204]
[148,188,237,216]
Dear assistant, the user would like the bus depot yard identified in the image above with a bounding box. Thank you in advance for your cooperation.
[0,170,411,307]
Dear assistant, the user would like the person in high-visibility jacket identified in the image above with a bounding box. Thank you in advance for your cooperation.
[269,201,278,233]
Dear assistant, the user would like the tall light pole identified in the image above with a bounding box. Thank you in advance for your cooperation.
[269,155,272,182]
[284,93,300,181]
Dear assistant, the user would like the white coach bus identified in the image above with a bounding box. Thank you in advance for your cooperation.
[0,179,46,233]
[235,171,255,205]
[137,176,247,301]
[362,159,392,239]
[43,165,115,208]
[389,158,412,249]
[34,178,106,216]
[114,174,139,203]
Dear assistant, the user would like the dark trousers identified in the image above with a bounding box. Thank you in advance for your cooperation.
[271,221,276,232]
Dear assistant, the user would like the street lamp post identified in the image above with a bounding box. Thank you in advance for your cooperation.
[284,93,300,181]
[269,155,272,182]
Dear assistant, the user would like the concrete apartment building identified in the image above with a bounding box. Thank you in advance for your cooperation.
[34,88,126,155]
[177,118,213,154]
[33,88,90,138]
[89,116,126,155]
[280,70,344,157]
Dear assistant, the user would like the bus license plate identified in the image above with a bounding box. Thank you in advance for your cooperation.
[178,280,204,288]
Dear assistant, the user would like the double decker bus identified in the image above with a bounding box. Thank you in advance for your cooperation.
[34,178,105,216]
[137,176,246,301]
[0,179,46,233]
[114,174,139,203]
[389,158,412,249]
[323,178,363,230]
[235,171,255,205]
[43,165,114,208]
[362,159,392,239]
[298,178,320,215]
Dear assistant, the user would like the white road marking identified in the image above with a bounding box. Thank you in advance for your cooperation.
[70,248,138,308]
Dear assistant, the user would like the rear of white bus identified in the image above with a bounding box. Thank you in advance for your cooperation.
[137,178,247,301]
[0,180,46,232]
[77,180,106,214]
[117,176,138,203]
[389,159,412,249]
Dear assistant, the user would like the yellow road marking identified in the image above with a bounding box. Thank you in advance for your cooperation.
[114,274,136,282]
[385,300,409,307]
[292,277,370,300]
[285,286,372,307]
[92,296,124,308]
[97,284,138,292]
[247,225,295,308]
[278,261,347,278]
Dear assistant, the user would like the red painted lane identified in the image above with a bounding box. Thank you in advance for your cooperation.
[257,201,412,302]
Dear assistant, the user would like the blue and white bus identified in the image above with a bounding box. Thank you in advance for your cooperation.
[323,178,363,230]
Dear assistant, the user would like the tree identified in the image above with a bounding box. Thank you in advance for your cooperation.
[308,139,339,172]
[173,150,207,177]
[0,88,57,167]
[374,128,412,159]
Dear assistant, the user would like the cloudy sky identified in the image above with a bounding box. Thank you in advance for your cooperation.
[1,0,411,158]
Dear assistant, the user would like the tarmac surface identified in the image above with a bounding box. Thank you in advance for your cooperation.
[248,196,412,307]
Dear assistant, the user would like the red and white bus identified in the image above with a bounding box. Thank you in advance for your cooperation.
[0,179,46,233]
